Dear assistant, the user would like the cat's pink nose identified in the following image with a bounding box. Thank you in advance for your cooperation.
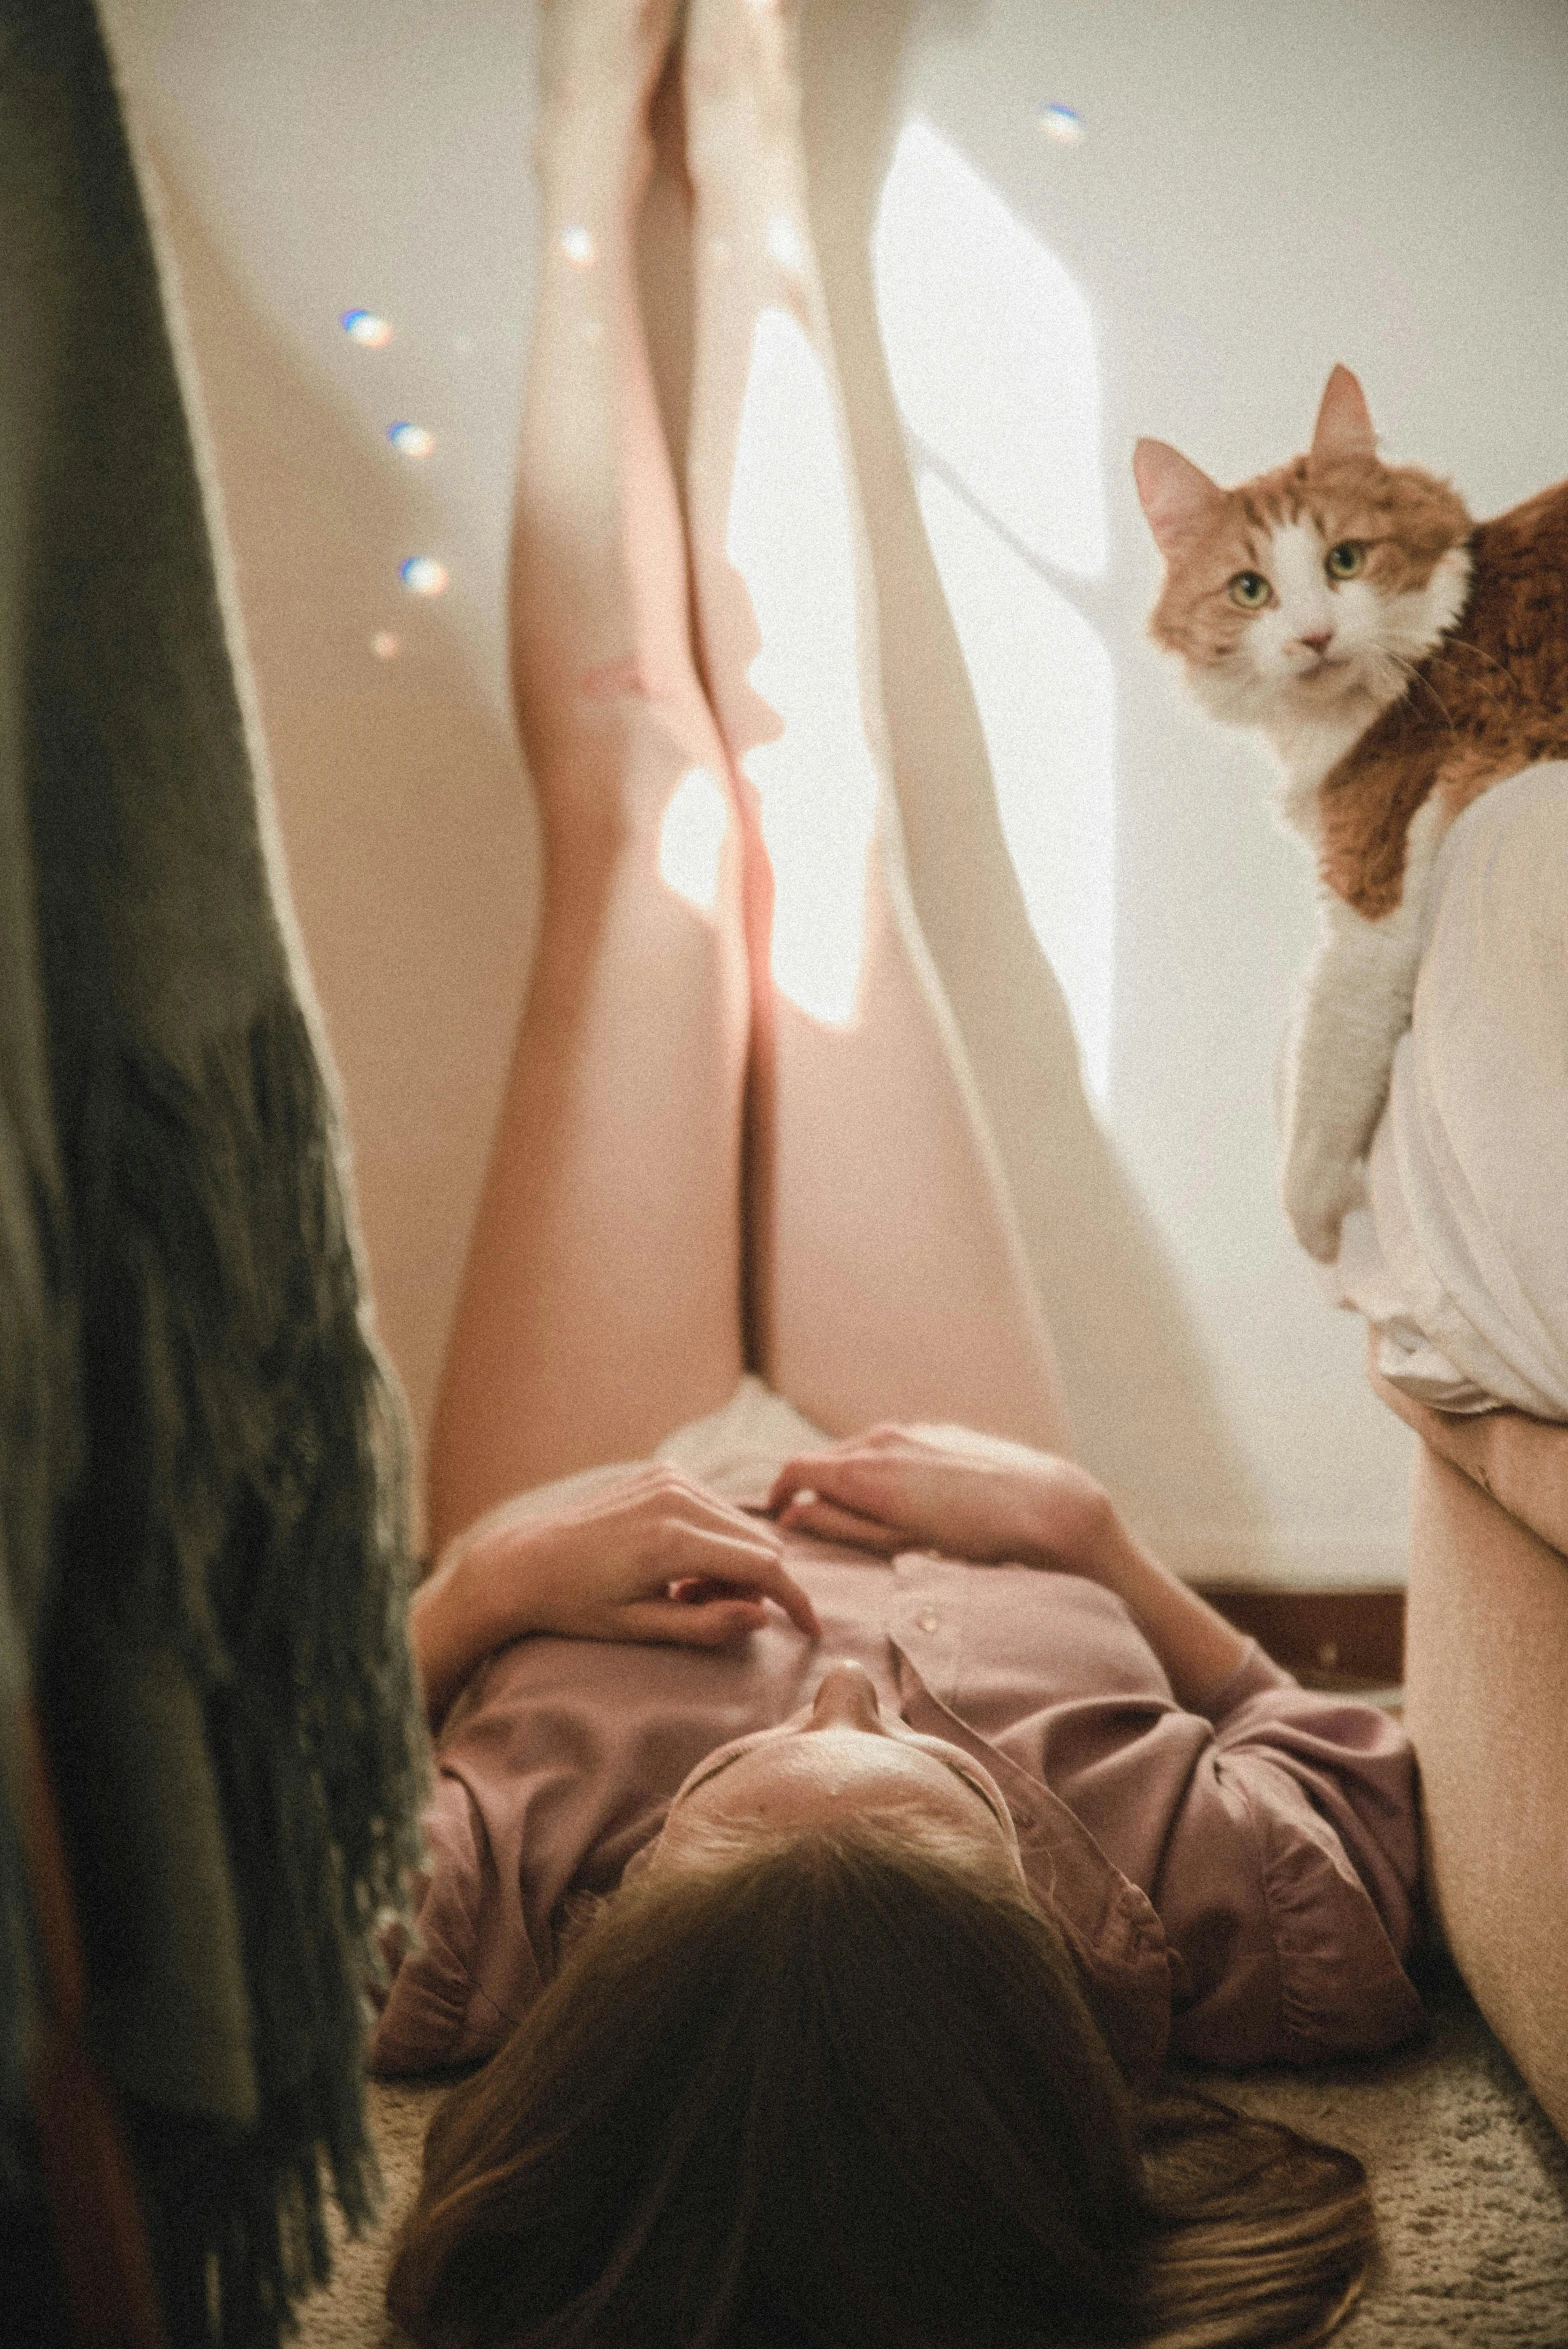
[1299,631,1334,655]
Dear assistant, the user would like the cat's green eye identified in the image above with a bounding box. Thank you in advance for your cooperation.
[1325,541,1366,580]
[1228,571,1272,610]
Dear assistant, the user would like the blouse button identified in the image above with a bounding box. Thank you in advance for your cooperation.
[916,1608,940,1634]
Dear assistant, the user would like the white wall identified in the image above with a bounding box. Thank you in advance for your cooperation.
[104,0,1568,1580]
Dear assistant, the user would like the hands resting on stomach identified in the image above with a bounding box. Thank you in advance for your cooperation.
[767,1422,1116,1570]
[411,1428,1249,1726]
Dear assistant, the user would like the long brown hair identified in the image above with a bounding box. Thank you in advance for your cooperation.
[386,1826,1373,2349]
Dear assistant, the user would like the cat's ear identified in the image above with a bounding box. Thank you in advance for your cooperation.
[1310,365,1378,464]
[1132,439,1227,561]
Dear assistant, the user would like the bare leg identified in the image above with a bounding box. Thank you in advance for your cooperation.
[680,0,1071,1451]
[426,0,750,1554]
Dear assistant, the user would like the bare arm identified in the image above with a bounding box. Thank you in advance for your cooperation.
[1067,1507,1252,1715]
[767,1427,1250,1714]
[410,1544,527,1730]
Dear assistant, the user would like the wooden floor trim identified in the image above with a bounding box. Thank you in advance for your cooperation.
[1193,1584,1406,1690]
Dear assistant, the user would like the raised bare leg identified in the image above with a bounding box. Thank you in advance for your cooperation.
[426,0,751,1554]
[679,0,1071,1451]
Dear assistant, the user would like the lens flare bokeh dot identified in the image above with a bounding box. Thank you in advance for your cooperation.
[559,225,597,266]
[388,422,435,457]
[341,308,392,347]
[1037,103,1083,143]
[371,632,400,660]
[399,556,448,597]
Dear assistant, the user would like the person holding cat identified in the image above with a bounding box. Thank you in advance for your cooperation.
[380,4,1424,2344]
[1135,372,1568,1421]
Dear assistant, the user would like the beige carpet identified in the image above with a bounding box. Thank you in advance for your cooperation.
[299,1957,1568,2347]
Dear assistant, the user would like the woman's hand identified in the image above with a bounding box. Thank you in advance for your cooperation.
[412,1468,820,1724]
[766,1424,1116,1575]
[474,1467,822,1645]
[769,1424,1256,1714]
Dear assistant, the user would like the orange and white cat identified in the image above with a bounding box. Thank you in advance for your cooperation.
[1133,366,1568,1261]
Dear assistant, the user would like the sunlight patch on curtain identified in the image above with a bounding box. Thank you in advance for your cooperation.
[657,764,730,915]
[726,304,880,1027]
[875,117,1117,1100]
[918,473,1116,1099]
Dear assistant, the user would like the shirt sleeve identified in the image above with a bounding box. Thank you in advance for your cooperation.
[1158,1644,1426,2067]
[367,1769,542,2076]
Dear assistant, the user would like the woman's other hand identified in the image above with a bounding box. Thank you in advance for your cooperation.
[484,1467,822,1646]
[412,1468,821,1726]
[766,1425,1115,1575]
[768,1426,1255,1714]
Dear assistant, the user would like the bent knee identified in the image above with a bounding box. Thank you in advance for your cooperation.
[577,652,653,704]
[571,656,723,765]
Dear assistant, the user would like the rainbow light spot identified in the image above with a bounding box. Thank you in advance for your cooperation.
[1037,103,1083,144]
[399,556,448,597]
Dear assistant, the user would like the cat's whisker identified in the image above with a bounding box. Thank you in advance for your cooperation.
[1433,633,1514,682]
[1422,660,1510,728]
[1383,652,1458,735]
[1425,635,1517,721]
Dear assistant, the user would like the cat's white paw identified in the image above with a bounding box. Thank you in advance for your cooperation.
[1282,1138,1366,1262]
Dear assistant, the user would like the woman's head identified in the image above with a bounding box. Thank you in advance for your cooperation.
[652,1660,1027,1889]
[387,1809,1374,2349]
[389,1816,1144,2347]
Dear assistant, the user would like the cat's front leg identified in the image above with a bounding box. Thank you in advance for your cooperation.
[1279,797,1444,1260]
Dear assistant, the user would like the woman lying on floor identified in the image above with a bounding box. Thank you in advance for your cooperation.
[380,3,1423,2342]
